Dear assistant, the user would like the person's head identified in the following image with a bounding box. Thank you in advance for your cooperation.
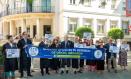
[64,35,68,41]
[22,32,28,39]
[75,36,79,43]
[90,39,93,45]
[79,39,83,44]
[95,40,99,45]
[7,35,13,43]
[122,40,127,44]
[83,38,87,43]
[55,36,60,41]
[99,39,104,46]
[52,39,59,44]
[108,38,113,44]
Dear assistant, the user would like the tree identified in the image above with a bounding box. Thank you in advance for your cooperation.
[75,27,94,38]
[108,28,124,42]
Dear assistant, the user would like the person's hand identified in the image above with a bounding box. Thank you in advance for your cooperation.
[23,45,28,48]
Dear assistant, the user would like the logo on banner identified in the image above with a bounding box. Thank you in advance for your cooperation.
[94,50,102,59]
[29,47,39,56]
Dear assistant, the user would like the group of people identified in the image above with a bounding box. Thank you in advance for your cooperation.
[1,32,130,79]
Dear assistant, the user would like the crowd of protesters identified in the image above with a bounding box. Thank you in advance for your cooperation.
[1,32,130,79]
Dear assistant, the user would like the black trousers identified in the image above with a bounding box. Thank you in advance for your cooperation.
[40,67,49,75]
[20,57,31,76]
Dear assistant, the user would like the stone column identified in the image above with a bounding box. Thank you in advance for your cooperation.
[21,19,26,33]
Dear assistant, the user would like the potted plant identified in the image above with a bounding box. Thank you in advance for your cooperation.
[0,46,4,78]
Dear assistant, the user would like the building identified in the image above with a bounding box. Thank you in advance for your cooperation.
[0,0,131,44]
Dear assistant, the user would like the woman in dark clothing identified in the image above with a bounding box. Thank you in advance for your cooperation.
[2,35,18,79]
[96,40,105,74]
[39,38,50,76]
[49,39,60,73]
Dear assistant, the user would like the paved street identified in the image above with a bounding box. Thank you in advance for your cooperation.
[14,52,131,79]
[15,64,131,79]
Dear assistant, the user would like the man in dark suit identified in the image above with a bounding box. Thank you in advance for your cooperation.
[17,32,33,77]
[60,35,74,74]
[104,38,117,73]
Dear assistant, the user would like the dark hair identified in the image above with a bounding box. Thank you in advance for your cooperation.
[6,35,12,40]
[22,32,27,35]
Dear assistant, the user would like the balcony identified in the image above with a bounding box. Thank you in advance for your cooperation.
[0,6,55,18]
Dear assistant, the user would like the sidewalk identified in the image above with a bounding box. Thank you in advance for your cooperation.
[15,63,131,79]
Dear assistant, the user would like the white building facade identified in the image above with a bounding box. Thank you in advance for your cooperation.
[0,0,131,44]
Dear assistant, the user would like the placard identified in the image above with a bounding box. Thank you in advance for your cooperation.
[45,34,53,41]
[6,49,20,58]
[121,44,130,51]
[83,32,91,39]
[109,46,119,53]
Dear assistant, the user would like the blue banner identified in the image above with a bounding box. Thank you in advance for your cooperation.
[25,46,105,60]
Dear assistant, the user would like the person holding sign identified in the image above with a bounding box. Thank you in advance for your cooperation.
[2,35,18,79]
[17,32,33,78]
[96,39,105,74]
[104,38,117,73]
[49,38,61,74]
[39,38,50,76]
[72,36,80,74]
[118,40,130,70]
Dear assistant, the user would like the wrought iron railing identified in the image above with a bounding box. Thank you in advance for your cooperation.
[0,6,55,17]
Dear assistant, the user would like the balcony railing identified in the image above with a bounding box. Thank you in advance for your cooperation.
[0,6,55,17]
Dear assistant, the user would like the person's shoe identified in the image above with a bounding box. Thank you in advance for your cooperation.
[74,71,77,74]
[20,75,24,78]
[60,71,64,75]
[47,72,50,75]
[28,74,33,77]
[108,69,110,72]
[20,74,24,78]
[114,70,117,73]
[66,70,69,74]
[78,70,82,73]
[41,73,44,76]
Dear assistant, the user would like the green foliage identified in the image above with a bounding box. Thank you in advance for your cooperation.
[75,27,94,38]
[27,0,33,4]
[108,28,124,40]
[0,46,4,65]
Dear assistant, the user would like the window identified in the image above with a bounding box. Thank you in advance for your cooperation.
[99,0,106,8]
[122,21,129,35]
[68,18,78,33]
[97,24,104,33]
[111,0,116,9]
[110,21,117,28]
[70,0,76,5]
[97,20,105,33]
[83,19,92,28]
[79,0,91,6]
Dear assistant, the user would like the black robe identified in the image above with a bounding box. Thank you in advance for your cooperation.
[49,43,60,70]
[2,43,18,72]
[39,41,50,68]
[17,38,32,71]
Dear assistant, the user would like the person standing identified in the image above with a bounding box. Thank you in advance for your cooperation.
[17,32,33,78]
[118,40,130,70]
[49,38,61,73]
[39,38,50,76]
[104,38,117,73]
[60,35,74,74]
[72,36,79,74]
[96,40,105,74]
[2,35,17,79]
